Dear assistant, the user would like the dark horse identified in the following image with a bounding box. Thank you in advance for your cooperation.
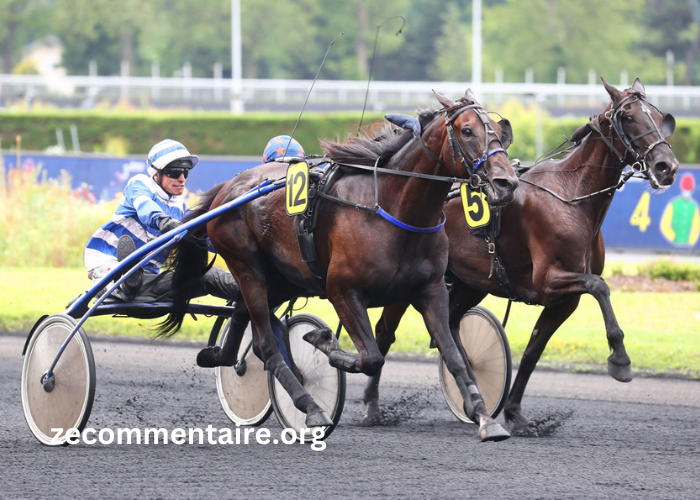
[373,78,679,435]
[160,89,520,441]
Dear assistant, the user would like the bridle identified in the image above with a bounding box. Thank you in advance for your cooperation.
[594,91,675,181]
[520,90,676,204]
[441,102,511,188]
[309,103,513,233]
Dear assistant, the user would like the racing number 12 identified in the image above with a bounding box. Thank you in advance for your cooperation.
[285,161,309,216]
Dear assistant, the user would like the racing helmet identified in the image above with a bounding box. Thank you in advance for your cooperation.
[147,139,199,177]
[263,135,305,163]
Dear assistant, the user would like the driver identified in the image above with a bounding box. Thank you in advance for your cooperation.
[262,135,305,163]
[84,139,239,302]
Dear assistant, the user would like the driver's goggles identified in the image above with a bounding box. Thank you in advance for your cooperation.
[163,167,189,179]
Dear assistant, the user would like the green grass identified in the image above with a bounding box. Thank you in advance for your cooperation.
[2,268,699,376]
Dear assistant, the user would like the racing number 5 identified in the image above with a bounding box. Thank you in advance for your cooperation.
[460,183,491,228]
[467,189,484,220]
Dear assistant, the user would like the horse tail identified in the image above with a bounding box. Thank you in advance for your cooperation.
[156,183,225,337]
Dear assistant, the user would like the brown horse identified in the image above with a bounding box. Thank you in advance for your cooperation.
[160,89,520,441]
[373,78,679,436]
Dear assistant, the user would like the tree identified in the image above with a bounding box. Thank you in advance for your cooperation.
[429,2,471,82]
[643,0,700,85]
[481,0,664,84]
[0,0,51,73]
[52,0,156,76]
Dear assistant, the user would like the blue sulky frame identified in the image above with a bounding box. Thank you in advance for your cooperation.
[36,178,286,391]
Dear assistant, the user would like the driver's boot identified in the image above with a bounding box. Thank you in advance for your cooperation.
[116,235,142,300]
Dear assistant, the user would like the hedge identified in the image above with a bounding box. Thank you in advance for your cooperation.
[0,110,387,157]
[0,109,698,162]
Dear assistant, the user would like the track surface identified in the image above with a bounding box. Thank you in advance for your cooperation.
[1,333,699,499]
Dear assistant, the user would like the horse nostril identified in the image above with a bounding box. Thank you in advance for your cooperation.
[655,162,670,176]
[493,178,514,193]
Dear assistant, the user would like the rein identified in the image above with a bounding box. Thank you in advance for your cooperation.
[316,103,509,233]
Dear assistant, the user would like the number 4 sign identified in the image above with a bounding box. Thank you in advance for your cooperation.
[285,162,309,216]
[630,192,651,232]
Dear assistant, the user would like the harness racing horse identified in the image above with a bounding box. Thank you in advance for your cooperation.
[373,78,679,436]
[160,89,520,441]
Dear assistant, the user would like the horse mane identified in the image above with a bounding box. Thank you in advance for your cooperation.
[321,109,439,167]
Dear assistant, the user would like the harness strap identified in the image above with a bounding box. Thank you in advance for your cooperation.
[377,208,446,233]
[335,161,469,183]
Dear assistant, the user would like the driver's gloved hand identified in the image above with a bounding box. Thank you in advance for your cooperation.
[158,216,182,234]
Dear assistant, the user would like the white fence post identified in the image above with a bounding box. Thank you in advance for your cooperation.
[120,60,129,101]
[557,67,565,107]
[214,62,223,101]
[495,67,503,104]
[588,68,596,107]
[620,69,628,88]
[183,62,192,101]
[151,61,160,100]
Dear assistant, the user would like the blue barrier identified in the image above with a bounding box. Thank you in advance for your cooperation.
[3,151,699,253]
[600,169,699,252]
[1,151,260,202]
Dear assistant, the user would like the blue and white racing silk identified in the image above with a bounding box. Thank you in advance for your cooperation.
[84,174,186,274]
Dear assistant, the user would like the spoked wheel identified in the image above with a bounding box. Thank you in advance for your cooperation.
[215,320,273,426]
[268,314,346,440]
[439,306,512,424]
[21,314,96,446]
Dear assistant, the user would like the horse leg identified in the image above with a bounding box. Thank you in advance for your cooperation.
[240,276,332,428]
[504,298,579,436]
[413,280,509,442]
[363,302,409,424]
[586,275,632,382]
[197,298,250,368]
[538,269,632,382]
[305,289,384,375]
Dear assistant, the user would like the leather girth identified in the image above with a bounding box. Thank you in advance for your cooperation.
[447,185,518,301]
[294,163,345,289]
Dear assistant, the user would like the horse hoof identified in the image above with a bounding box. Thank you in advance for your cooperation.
[305,409,333,428]
[303,327,338,355]
[479,421,510,442]
[607,359,633,383]
[196,346,235,368]
[197,346,220,368]
[363,401,381,426]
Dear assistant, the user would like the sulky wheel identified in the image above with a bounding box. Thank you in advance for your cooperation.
[268,314,346,441]
[439,306,512,424]
[21,314,96,446]
[215,320,273,426]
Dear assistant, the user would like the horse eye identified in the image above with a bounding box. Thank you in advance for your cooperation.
[625,115,634,123]
[461,127,472,136]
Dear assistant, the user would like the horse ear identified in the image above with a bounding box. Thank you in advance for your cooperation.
[631,77,646,95]
[662,113,676,138]
[601,77,624,104]
[432,89,455,110]
[498,119,514,149]
[464,88,480,105]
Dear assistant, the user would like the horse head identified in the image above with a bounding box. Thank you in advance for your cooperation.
[433,89,519,206]
[601,77,679,189]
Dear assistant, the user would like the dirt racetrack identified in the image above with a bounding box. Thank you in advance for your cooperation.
[1,332,699,499]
